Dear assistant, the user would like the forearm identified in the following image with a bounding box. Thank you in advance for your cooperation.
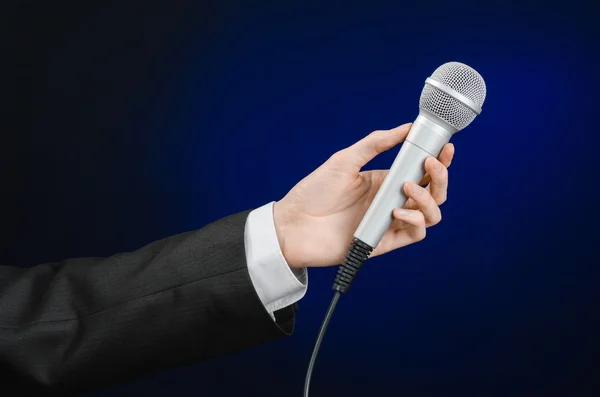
[0,210,293,395]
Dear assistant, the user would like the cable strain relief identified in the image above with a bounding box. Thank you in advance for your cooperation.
[332,237,373,294]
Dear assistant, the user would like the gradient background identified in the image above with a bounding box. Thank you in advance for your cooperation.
[2,0,599,396]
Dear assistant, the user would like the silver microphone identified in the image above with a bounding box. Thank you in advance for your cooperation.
[354,61,487,248]
[332,62,487,294]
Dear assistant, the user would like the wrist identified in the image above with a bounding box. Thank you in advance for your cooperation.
[273,199,299,269]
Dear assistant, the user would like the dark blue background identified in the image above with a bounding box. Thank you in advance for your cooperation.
[2,0,599,396]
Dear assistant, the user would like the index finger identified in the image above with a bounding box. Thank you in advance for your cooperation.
[335,123,412,173]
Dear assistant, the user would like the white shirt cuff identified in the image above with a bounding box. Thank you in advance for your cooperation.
[244,201,308,316]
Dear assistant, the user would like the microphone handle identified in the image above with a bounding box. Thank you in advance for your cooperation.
[354,115,454,248]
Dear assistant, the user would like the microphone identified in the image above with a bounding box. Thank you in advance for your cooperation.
[304,62,487,397]
[332,61,487,294]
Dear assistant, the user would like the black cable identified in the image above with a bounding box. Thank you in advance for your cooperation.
[303,291,340,397]
[303,237,374,397]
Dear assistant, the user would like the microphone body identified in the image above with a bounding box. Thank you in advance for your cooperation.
[354,114,454,248]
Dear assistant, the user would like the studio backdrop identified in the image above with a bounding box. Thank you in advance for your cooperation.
[2,0,599,396]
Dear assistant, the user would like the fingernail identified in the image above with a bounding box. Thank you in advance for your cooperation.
[395,209,411,218]
[429,157,442,171]
[410,183,422,196]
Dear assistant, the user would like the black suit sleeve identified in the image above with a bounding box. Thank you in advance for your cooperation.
[0,209,297,395]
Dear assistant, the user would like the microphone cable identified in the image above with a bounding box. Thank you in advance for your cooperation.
[303,237,373,397]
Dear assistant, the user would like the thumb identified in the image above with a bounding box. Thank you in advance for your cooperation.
[334,123,412,173]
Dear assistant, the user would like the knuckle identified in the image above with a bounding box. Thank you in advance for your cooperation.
[430,161,447,180]
[437,192,447,205]
[328,150,345,163]
[432,209,442,225]
[440,162,449,175]
[415,212,426,227]
[415,227,427,241]
[368,130,387,153]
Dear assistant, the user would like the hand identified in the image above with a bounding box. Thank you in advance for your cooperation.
[273,123,455,269]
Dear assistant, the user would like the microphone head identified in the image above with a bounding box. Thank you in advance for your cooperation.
[419,62,487,131]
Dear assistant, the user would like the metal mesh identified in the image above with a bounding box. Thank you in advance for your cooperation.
[419,62,486,130]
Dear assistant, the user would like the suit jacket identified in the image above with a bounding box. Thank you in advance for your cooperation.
[0,210,297,395]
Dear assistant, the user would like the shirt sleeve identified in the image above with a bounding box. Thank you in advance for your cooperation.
[244,201,308,316]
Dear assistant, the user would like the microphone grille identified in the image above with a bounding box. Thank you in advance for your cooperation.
[419,62,487,130]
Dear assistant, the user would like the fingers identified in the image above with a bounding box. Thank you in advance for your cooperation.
[331,123,412,173]
[403,181,441,227]
[419,143,455,186]
[375,157,450,254]
[438,143,455,168]
[392,208,426,241]
[423,156,448,205]
[375,183,444,254]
